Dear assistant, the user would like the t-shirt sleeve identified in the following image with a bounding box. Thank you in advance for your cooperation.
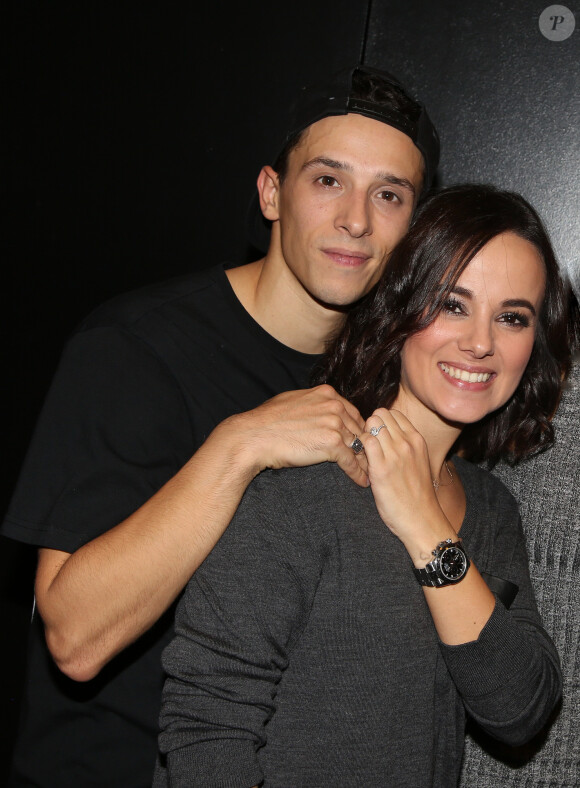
[439,497,562,746]
[158,469,322,788]
[2,325,194,552]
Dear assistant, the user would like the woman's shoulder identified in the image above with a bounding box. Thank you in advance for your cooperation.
[231,463,362,556]
[246,463,356,506]
[453,455,519,514]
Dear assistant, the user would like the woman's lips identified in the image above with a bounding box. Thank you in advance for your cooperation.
[438,362,496,387]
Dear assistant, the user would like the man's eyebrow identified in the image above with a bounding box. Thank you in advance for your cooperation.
[451,286,537,315]
[302,156,353,173]
[302,157,417,196]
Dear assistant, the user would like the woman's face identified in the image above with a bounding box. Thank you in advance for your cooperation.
[397,231,546,428]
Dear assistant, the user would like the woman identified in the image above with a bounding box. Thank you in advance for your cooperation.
[157,184,571,788]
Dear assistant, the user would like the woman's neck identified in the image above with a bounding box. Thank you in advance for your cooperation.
[390,391,463,481]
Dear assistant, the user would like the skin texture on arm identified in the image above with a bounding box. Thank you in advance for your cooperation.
[35,384,366,682]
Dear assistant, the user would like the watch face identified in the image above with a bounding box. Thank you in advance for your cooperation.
[439,546,468,581]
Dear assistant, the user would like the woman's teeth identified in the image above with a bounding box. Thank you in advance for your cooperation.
[440,363,491,383]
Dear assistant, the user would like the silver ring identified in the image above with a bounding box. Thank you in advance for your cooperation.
[351,437,364,455]
[370,424,385,437]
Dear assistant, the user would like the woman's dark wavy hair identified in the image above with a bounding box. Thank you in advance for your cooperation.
[316,183,574,465]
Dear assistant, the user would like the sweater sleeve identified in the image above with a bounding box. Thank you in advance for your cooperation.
[158,469,323,788]
[439,502,562,746]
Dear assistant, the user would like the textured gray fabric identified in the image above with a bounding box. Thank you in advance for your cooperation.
[158,457,561,788]
[460,360,580,787]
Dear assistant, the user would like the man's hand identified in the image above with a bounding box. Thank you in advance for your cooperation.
[35,385,366,681]
[226,384,369,487]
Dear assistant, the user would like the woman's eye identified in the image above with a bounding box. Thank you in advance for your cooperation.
[442,298,465,315]
[499,312,530,327]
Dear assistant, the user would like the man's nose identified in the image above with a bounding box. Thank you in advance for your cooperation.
[335,191,372,237]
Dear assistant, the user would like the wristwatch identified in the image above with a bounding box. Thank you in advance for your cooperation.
[413,538,470,587]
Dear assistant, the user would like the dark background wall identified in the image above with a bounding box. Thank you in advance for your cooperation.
[3,0,578,778]
[366,1,579,290]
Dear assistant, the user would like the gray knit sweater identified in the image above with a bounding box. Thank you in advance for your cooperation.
[460,362,580,787]
[158,457,561,788]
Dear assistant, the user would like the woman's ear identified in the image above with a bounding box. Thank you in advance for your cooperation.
[256,165,280,221]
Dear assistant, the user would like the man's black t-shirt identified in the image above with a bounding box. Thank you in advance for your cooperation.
[2,264,318,787]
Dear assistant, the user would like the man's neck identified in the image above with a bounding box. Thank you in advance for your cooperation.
[226,258,347,355]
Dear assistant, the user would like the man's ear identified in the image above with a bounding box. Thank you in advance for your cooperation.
[256,165,280,221]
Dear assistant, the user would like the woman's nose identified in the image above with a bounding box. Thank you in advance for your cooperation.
[458,318,495,358]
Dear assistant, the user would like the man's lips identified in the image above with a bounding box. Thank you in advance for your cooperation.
[322,248,371,266]
[438,362,496,387]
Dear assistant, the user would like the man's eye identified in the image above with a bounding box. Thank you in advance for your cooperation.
[378,190,399,202]
[317,175,339,187]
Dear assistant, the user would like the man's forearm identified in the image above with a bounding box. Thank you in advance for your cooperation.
[35,385,366,680]
[35,416,260,681]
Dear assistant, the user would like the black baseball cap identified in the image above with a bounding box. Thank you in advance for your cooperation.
[247,63,440,252]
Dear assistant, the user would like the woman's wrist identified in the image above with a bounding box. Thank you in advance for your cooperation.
[400,520,459,569]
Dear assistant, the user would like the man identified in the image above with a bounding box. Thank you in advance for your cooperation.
[1,64,438,786]
[459,293,580,786]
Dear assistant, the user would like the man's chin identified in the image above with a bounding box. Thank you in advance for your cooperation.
[309,283,379,312]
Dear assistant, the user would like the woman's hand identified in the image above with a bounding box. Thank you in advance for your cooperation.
[359,408,456,561]
[361,407,496,646]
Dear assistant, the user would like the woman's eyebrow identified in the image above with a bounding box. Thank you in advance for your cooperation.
[502,298,537,315]
[450,285,473,299]
[451,287,537,315]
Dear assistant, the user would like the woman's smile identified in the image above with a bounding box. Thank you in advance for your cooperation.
[438,362,495,386]
[397,231,546,429]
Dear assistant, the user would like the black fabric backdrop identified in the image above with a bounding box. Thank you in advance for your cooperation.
[3,1,579,778]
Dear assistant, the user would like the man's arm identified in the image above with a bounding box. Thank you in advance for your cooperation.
[35,384,366,681]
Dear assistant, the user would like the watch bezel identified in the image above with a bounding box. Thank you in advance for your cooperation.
[414,538,470,587]
[438,544,469,582]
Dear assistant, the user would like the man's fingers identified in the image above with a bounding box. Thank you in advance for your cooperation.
[335,448,369,487]
[312,384,365,431]
[339,396,365,431]
[342,463,370,488]
[338,411,365,445]
[247,385,370,473]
